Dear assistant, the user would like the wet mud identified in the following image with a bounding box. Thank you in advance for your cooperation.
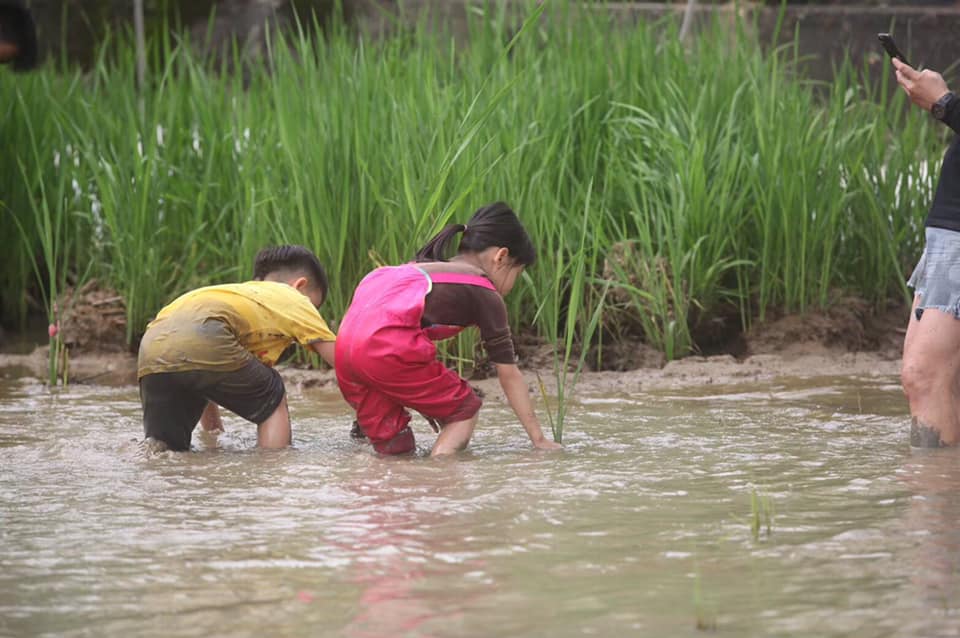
[0,294,907,394]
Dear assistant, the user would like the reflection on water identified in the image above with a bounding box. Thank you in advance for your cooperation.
[0,373,957,637]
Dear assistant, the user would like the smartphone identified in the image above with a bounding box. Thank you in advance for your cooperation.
[878,33,911,67]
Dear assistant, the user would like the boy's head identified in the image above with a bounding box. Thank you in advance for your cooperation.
[253,245,328,308]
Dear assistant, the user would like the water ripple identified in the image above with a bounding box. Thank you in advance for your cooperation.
[1,374,957,637]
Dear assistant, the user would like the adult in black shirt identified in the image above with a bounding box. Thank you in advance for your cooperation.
[895,58,960,447]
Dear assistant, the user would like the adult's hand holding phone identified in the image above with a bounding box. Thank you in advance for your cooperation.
[893,58,950,111]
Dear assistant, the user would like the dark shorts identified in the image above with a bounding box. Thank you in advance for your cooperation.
[139,359,285,451]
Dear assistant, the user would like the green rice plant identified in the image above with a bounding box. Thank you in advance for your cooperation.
[5,80,92,384]
[742,51,873,314]
[0,0,941,380]
[692,560,718,633]
[749,488,775,541]
[603,19,757,355]
[532,179,610,442]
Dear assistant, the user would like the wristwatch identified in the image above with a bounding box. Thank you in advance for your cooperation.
[932,91,956,121]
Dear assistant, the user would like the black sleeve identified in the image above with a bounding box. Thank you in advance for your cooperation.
[943,95,960,137]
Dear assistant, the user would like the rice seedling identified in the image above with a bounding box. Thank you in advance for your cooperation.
[749,488,775,541]
[534,180,610,442]
[692,561,718,632]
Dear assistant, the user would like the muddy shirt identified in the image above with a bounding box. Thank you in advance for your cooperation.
[137,281,335,378]
[417,261,517,365]
[926,105,960,232]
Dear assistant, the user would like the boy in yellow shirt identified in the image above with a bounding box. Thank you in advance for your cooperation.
[137,245,336,451]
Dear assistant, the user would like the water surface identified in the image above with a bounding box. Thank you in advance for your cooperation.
[2,373,958,637]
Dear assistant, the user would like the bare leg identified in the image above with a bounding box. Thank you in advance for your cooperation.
[257,397,291,449]
[901,296,960,446]
[431,413,479,457]
[199,401,223,432]
[197,401,223,449]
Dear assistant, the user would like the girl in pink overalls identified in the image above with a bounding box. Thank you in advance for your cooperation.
[336,202,563,456]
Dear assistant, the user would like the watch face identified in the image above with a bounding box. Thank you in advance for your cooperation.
[933,93,954,120]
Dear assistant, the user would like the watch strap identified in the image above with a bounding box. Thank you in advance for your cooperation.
[933,91,956,120]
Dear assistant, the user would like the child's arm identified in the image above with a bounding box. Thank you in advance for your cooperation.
[495,363,563,450]
[310,340,336,367]
[199,401,224,432]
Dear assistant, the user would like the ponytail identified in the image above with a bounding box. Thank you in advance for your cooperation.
[414,202,536,266]
[415,223,468,262]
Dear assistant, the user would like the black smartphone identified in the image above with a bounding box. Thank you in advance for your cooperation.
[878,33,910,67]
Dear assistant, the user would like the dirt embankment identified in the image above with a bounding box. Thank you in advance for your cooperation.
[0,295,907,393]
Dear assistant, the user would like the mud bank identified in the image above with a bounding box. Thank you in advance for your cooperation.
[0,346,903,400]
[1,295,908,393]
[0,286,909,397]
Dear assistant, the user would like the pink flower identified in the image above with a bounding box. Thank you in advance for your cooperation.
[48,323,59,338]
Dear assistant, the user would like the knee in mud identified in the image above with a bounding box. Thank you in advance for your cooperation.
[372,426,416,455]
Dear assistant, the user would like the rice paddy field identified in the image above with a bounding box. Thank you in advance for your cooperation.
[4,371,959,637]
[6,5,960,636]
[0,2,947,366]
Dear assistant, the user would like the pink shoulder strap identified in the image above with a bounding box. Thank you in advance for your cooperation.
[427,271,497,291]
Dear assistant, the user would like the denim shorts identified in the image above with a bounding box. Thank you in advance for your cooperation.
[908,227,960,318]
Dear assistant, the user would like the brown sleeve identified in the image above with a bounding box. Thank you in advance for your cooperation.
[422,283,517,364]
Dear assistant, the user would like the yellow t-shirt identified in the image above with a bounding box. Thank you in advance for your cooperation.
[137,281,336,378]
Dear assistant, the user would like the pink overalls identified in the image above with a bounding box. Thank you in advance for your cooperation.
[335,264,496,453]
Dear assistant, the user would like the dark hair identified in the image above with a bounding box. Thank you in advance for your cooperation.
[414,202,536,266]
[253,245,328,301]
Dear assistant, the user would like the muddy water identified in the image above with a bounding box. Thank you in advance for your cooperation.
[1,373,958,637]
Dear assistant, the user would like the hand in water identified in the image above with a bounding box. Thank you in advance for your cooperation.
[533,437,563,451]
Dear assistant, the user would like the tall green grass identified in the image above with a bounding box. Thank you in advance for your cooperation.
[0,2,942,377]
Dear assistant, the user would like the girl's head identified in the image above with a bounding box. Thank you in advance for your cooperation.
[253,245,328,308]
[415,202,536,295]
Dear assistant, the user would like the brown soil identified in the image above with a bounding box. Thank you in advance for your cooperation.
[55,280,130,354]
[0,293,909,392]
[745,295,906,361]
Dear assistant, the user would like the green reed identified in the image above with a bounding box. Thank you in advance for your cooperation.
[692,561,718,632]
[4,76,90,383]
[749,488,775,541]
[0,1,940,377]
[533,180,610,442]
